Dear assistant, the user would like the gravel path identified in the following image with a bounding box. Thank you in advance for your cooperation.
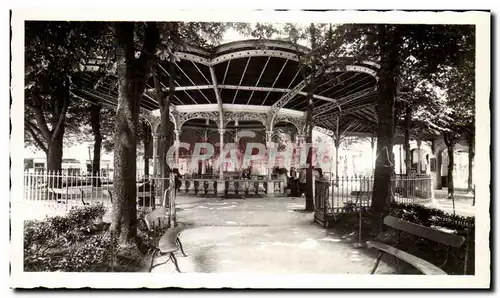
[150,196,396,274]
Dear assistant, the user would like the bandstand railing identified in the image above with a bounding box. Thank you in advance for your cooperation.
[178,175,286,197]
[313,175,433,226]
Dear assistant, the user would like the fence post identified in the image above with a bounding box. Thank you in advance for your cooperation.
[26,171,31,201]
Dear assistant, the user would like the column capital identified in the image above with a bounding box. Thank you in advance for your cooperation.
[218,128,225,135]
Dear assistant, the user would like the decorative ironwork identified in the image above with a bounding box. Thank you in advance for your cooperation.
[234,181,240,195]
[173,52,210,65]
[315,102,375,124]
[211,49,299,66]
[178,111,220,128]
[194,180,200,194]
[269,66,325,122]
[265,130,273,142]
[325,65,378,80]
[223,111,268,127]
[209,66,224,128]
[146,85,340,103]
[313,126,335,137]
[203,180,209,195]
[247,56,272,104]
[273,114,304,132]
[313,88,377,117]
[214,40,310,55]
[232,57,252,104]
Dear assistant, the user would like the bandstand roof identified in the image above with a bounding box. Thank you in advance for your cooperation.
[72,39,379,136]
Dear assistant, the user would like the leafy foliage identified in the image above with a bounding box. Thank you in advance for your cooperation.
[389,202,475,233]
[23,204,112,272]
[54,232,117,272]
[24,21,112,159]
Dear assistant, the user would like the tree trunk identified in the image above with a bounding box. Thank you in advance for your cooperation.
[45,78,70,192]
[371,25,400,217]
[436,151,443,190]
[404,105,411,176]
[335,141,340,183]
[142,121,151,176]
[305,101,314,211]
[46,132,64,174]
[467,132,475,192]
[444,135,455,200]
[153,59,174,196]
[304,23,316,212]
[90,103,102,186]
[46,129,64,194]
[111,22,158,246]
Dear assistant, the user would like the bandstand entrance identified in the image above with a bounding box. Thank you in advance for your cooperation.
[72,38,380,202]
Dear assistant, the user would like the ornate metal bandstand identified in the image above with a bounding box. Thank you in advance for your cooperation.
[72,39,379,197]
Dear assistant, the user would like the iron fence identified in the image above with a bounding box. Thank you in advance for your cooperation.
[22,170,172,213]
[323,175,433,214]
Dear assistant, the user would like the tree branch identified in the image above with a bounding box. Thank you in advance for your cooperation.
[115,22,136,63]
[25,119,43,135]
[51,76,70,141]
[138,22,159,63]
[152,64,165,110]
[30,92,51,141]
[25,119,48,153]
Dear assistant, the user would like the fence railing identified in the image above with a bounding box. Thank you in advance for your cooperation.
[321,175,433,214]
[178,177,286,196]
[22,170,287,211]
[22,170,172,211]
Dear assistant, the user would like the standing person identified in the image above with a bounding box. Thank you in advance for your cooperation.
[172,168,182,193]
[298,167,307,197]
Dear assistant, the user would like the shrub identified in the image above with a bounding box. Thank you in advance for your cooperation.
[67,203,107,225]
[57,232,117,272]
[24,204,111,272]
[389,202,475,235]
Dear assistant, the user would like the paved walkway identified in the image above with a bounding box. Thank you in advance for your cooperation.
[423,189,475,217]
[150,196,396,274]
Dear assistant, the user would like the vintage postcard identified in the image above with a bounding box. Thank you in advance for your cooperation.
[9,9,491,289]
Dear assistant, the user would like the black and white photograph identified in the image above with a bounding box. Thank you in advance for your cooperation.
[9,9,491,289]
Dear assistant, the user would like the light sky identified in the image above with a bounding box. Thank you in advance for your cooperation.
[220,23,310,47]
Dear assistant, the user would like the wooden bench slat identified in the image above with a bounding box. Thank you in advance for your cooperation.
[366,241,447,275]
[384,216,465,248]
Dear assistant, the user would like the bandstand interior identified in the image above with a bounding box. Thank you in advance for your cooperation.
[72,39,380,183]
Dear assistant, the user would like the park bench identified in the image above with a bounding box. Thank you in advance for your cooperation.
[48,187,87,205]
[143,189,187,273]
[367,215,465,275]
[106,184,156,207]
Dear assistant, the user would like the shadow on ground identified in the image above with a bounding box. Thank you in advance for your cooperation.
[150,196,397,274]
